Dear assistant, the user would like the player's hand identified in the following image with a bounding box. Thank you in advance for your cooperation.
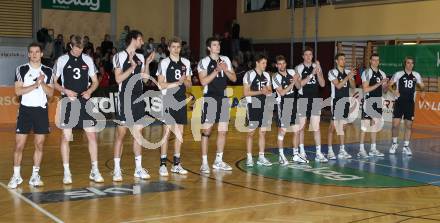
[81,90,92,100]
[380,77,389,85]
[145,52,155,64]
[129,51,137,69]
[218,60,228,71]
[178,75,186,85]
[348,68,356,78]
[393,91,400,98]
[63,88,77,100]
[419,91,426,102]
[140,72,149,79]
[37,72,46,85]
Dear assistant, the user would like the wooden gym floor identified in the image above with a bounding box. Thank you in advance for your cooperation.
[0,120,440,223]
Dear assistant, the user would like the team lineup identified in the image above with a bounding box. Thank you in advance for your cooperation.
[8,30,426,189]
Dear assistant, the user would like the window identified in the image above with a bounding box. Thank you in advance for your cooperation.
[0,0,33,37]
[245,0,280,12]
[287,0,329,8]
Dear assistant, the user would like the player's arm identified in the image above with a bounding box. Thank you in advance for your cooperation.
[300,74,313,87]
[82,75,99,98]
[348,69,356,89]
[53,68,77,98]
[316,64,326,87]
[141,52,155,83]
[221,59,237,82]
[183,73,192,88]
[198,69,218,86]
[387,73,399,96]
[243,83,265,97]
[14,81,38,96]
[40,74,54,98]
[157,74,180,89]
[115,66,135,84]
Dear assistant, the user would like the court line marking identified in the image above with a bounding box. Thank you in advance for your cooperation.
[121,188,395,223]
[0,182,64,223]
[354,159,440,178]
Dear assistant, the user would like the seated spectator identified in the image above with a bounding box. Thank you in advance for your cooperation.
[144,37,155,56]
[83,35,94,55]
[154,46,167,62]
[53,34,65,60]
[101,34,114,55]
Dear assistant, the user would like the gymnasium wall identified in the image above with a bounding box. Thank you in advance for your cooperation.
[115,0,174,42]
[42,9,111,45]
[237,0,440,42]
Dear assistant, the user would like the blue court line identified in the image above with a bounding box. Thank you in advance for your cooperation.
[271,138,440,186]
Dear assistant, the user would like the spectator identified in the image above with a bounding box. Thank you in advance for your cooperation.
[83,35,94,56]
[144,37,155,56]
[180,41,191,59]
[36,28,54,67]
[53,34,65,60]
[158,36,168,55]
[101,34,113,55]
[118,25,130,50]
[154,46,167,62]
[95,46,102,60]
[66,34,74,52]
[231,19,240,57]
[221,32,232,58]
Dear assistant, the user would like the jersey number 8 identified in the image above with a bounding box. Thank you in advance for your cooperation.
[174,69,182,80]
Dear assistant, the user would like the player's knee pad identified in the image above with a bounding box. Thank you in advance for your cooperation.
[277,133,285,141]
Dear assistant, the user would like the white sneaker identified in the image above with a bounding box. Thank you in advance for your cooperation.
[171,164,188,175]
[327,149,337,160]
[315,152,328,163]
[159,165,169,177]
[63,172,72,185]
[403,146,413,156]
[89,170,104,183]
[134,168,151,179]
[369,149,385,157]
[213,161,233,171]
[279,155,289,166]
[112,169,123,182]
[200,163,210,174]
[293,154,309,164]
[7,175,23,189]
[29,174,44,187]
[357,150,370,159]
[300,148,307,159]
[338,149,352,159]
[389,143,398,154]
[246,157,254,167]
[257,156,272,166]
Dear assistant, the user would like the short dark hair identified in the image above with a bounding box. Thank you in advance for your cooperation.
[303,47,314,55]
[370,53,380,60]
[255,54,267,62]
[28,42,43,52]
[206,37,220,47]
[71,35,84,48]
[125,30,143,46]
[168,36,182,46]
[334,53,345,60]
[275,55,286,62]
[404,56,414,63]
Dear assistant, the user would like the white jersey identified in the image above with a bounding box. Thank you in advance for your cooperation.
[14,63,53,108]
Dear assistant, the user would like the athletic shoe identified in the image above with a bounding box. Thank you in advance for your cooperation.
[292,154,309,164]
[327,149,337,160]
[112,169,123,182]
[134,168,151,180]
[279,155,289,166]
[300,148,307,159]
[357,150,370,159]
[171,164,188,175]
[29,174,44,187]
[246,157,254,167]
[369,149,385,157]
[213,161,233,171]
[159,165,169,177]
[403,146,413,156]
[338,149,352,159]
[89,170,104,183]
[314,152,328,163]
[200,163,210,174]
[63,172,72,185]
[7,175,23,189]
[389,143,398,154]
[257,156,272,166]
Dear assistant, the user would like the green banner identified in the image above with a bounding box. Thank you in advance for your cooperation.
[42,0,110,13]
[378,45,440,77]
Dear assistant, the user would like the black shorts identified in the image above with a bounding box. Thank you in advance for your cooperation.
[201,96,230,124]
[361,97,382,119]
[163,96,187,125]
[116,91,147,125]
[59,97,97,129]
[393,99,415,121]
[297,97,322,118]
[246,100,271,129]
[276,97,297,128]
[16,105,49,134]
[332,97,350,120]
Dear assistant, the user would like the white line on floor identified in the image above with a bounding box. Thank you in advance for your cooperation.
[0,182,64,223]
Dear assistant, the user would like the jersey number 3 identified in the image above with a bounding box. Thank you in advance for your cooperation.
[73,68,81,80]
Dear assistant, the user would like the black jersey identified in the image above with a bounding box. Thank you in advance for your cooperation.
[54,52,96,94]
[328,68,351,99]
[392,71,422,102]
[112,50,145,94]
[157,57,192,100]
[272,69,298,101]
[243,69,271,103]
[296,63,319,98]
[197,55,232,97]
[361,68,386,98]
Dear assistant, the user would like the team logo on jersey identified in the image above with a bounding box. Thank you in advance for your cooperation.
[67,65,72,69]
[170,66,175,70]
